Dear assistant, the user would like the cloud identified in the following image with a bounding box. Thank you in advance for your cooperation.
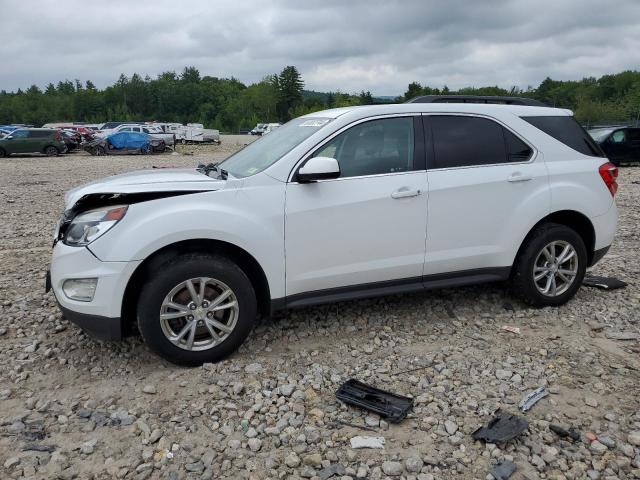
[1,0,639,95]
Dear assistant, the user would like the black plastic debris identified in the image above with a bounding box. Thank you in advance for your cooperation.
[549,424,580,441]
[490,460,517,480]
[318,463,347,480]
[518,387,549,412]
[23,443,56,453]
[472,411,528,443]
[335,379,413,423]
[583,275,628,290]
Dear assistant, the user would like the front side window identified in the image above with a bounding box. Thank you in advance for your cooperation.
[313,117,415,178]
[611,130,626,143]
[11,130,29,138]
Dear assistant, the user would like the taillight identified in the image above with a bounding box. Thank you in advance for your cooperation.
[54,131,61,141]
[599,162,618,197]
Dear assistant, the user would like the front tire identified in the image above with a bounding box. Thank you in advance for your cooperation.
[0,147,6,158]
[137,253,257,366]
[511,223,587,307]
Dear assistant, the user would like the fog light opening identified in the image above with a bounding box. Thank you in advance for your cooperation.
[62,278,98,302]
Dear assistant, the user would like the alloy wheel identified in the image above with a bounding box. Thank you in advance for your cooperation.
[159,277,239,351]
[533,240,578,297]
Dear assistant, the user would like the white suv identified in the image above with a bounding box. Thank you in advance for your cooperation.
[48,97,618,365]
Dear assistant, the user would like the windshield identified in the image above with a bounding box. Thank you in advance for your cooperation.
[219,117,332,178]
[588,128,614,142]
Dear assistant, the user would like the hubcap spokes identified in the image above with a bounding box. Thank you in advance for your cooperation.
[159,277,238,351]
[533,240,578,297]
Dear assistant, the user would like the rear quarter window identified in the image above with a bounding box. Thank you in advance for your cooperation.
[522,116,605,157]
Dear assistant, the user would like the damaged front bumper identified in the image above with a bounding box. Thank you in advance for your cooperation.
[48,242,140,341]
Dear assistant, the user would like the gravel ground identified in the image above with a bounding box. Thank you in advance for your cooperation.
[0,139,639,480]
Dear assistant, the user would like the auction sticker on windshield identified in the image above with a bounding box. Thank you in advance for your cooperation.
[299,119,330,127]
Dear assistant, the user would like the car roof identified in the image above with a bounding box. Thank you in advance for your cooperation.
[302,103,572,120]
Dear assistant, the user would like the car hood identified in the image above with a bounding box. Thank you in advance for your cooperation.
[65,168,225,208]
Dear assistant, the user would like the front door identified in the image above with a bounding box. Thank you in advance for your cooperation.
[6,129,31,153]
[285,116,428,299]
[424,114,550,276]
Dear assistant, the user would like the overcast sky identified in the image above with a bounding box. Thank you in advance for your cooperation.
[1,0,639,95]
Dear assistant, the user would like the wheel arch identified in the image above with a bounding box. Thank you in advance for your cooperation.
[121,238,271,334]
[514,210,596,269]
[42,144,59,154]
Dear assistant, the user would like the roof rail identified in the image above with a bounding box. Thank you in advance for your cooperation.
[405,95,548,107]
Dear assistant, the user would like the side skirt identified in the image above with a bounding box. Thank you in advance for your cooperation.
[272,267,512,311]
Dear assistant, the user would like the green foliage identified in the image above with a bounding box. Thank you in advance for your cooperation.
[276,66,304,121]
[4,65,635,131]
[402,71,640,125]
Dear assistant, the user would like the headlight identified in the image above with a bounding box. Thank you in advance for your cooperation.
[64,205,128,246]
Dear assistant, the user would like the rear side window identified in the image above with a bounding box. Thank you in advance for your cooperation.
[428,115,531,169]
[627,129,640,142]
[29,130,52,138]
[504,129,533,162]
[522,116,605,157]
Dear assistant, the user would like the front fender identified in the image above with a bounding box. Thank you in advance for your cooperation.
[88,187,286,297]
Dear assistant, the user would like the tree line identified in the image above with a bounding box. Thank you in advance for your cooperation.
[0,66,638,131]
[403,70,640,127]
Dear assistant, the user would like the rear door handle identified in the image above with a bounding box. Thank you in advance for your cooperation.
[391,187,421,199]
[507,173,533,183]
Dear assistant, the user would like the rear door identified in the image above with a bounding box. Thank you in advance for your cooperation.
[423,114,550,276]
[27,130,51,153]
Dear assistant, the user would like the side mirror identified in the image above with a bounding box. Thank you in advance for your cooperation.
[5,136,13,140]
[297,157,340,183]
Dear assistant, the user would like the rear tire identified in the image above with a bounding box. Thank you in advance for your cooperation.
[94,146,105,156]
[0,148,6,158]
[137,253,257,366]
[44,146,59,156]
[511,223,587,307]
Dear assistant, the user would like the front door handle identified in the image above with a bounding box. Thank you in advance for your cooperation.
[507,173,533,183]
[391,187,421,199]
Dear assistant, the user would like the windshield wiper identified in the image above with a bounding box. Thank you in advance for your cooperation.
[196,163,228,180]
